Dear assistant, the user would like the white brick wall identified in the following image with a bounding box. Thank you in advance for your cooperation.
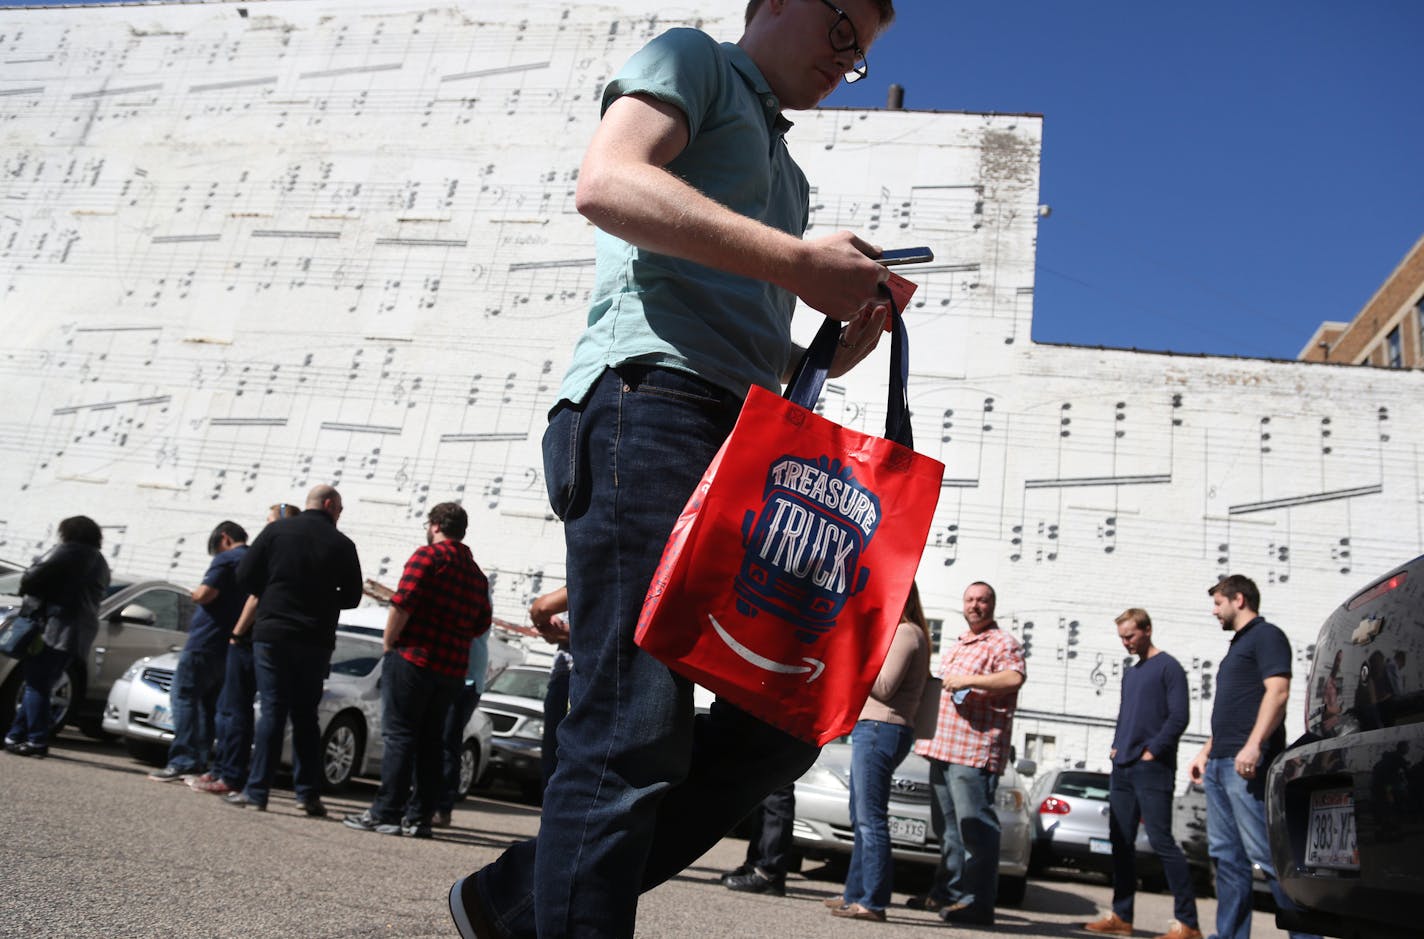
[2,0,1420,776]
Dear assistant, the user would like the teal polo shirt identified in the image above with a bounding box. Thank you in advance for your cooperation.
[557,28,810,405]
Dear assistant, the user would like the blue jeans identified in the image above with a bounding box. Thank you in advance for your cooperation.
[371,651,458,823]
[474,367,821,939]
[1204,757,1319,939]
[927,760,1001,919]
[844,720,915,912]
[165,646,227,772]
[438,682,482,815]
[243,640,330,807]
[212,641,256,788]
[7,645,71,746]
[1108,760,1197,928]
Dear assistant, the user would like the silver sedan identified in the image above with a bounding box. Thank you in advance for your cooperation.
[103,620,492,794]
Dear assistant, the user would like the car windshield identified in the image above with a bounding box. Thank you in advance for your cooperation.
[488,667,550,699]
[1055,771,1110,800]
[330,636,381,677]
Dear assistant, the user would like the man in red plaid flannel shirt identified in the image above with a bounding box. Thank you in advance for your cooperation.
[909,581,1025,926]
[344,502,490,838]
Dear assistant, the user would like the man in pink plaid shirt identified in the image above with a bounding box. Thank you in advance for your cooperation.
[908,581,1025,926]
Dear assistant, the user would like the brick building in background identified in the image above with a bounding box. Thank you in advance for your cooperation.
[1299,235,1424,368]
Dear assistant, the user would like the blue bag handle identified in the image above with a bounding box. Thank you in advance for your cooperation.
[784,286,913,449]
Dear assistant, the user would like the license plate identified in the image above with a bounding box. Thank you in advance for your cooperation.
[888,815,927,845]
[1089,837,1113,855]
[1305,789,1358,870]
[149,704,174,731]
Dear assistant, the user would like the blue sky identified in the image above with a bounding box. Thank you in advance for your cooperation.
[5,0,1420,361]
[825,0,1423,360]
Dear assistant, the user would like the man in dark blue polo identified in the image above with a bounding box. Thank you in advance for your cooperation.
[1187,575,1319,939]
[148,520,249,783]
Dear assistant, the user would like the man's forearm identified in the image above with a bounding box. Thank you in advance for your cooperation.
[383,605,411,651]
[946,669,1024,695]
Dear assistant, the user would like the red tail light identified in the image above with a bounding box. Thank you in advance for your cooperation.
[1038,796,1071,815]
[1348,571,1407,610]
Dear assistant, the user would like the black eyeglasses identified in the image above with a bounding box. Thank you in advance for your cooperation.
[817,0,869,83]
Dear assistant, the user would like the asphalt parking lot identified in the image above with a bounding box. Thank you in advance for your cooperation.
[0,732,1290,939]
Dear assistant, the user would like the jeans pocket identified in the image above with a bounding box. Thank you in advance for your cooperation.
[542,402,583,521]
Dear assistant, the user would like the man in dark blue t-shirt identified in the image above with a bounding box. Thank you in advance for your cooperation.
[148,520,249,782]
[1084,608,1199,939]
[1187,575,1319,939]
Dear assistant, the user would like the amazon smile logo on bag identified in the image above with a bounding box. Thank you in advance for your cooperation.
[735,454,879,644]
[635,308,944,745]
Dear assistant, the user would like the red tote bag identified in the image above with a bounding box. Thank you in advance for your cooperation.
[635,305,944,745]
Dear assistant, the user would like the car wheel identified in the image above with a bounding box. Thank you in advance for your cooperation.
[124,737,169,766]
[997,874,1028,907]
[320,713,363,791]
[5,662,77,733]
[455,740,480,800]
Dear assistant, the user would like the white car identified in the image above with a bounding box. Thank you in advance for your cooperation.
[103,616,492,794]
[792,741,1036,906]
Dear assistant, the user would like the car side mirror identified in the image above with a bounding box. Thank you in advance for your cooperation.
[1015,757,1038,777]
[111,604,157,626]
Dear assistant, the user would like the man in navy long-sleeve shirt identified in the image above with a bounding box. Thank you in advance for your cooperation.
[1083,608,1200,939]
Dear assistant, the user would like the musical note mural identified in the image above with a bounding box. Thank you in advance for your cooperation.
[2,0,1421,774]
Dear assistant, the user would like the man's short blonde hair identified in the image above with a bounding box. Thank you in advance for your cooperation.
[1115,608,1152,631]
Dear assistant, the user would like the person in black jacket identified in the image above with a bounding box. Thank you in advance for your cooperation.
[225,484,362,813]
[5,515,111,757]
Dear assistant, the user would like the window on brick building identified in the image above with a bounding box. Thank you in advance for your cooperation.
[1387,327,1402,367]
[1417,298,1423,360]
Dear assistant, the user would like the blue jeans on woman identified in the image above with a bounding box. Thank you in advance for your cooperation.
[7,645,71,746]
[844,719,915,912]
[472,367,822,939]
[1204,757,1320,939]
[927,760,1001,920]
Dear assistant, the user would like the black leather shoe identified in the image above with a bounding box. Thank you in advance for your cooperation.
[905,895,945,912]
[6,741,47,758]
[723,869,786,897]
[296,798,327,817]
[719,863,753,885]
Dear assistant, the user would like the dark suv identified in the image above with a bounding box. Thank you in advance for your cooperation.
[1265,554,1422,939]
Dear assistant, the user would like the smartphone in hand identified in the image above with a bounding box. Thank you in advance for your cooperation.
[878,246,935,266]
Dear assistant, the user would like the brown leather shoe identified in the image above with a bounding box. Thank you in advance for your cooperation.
[831,903,887,922]
[1153,921,1202,939]
[1082,912,1133,935]
[823,896,848,909]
